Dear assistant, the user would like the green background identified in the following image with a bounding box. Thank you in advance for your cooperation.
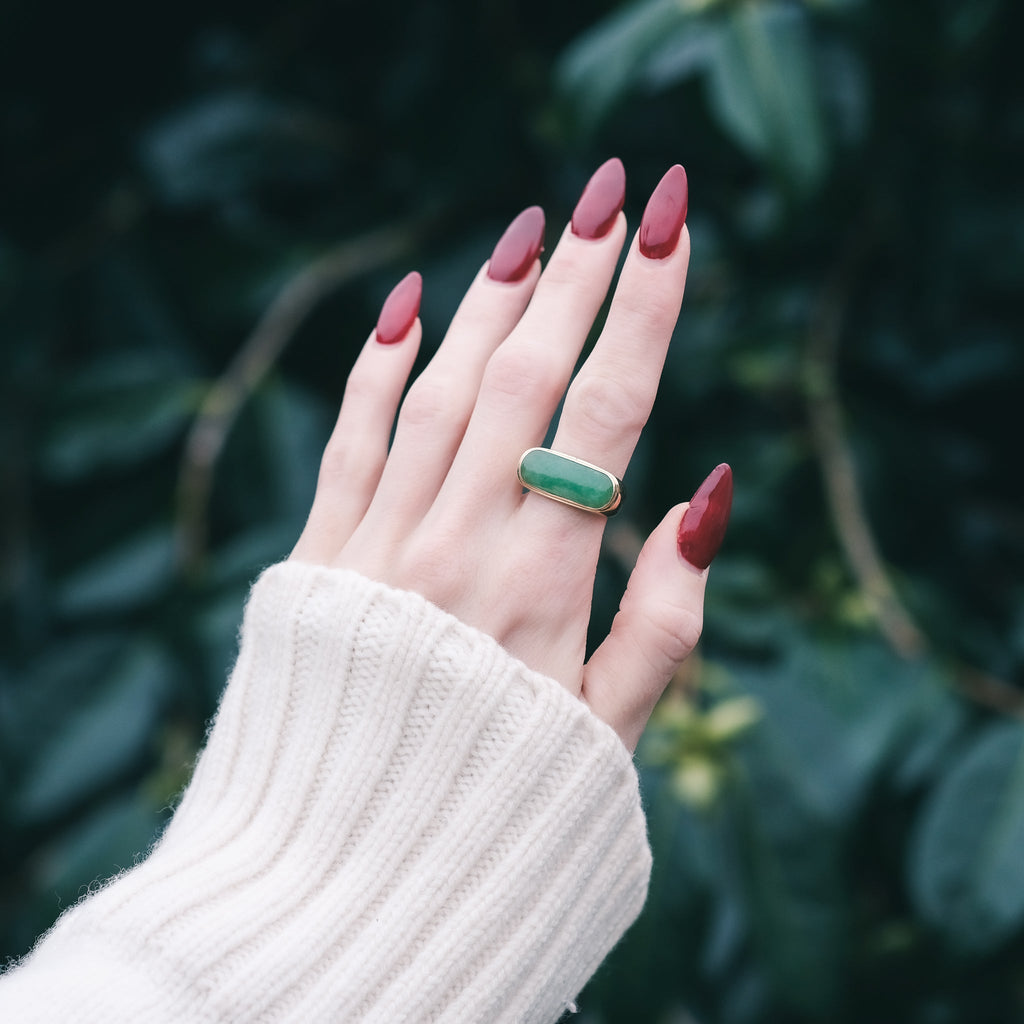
[2,1,1023,1020]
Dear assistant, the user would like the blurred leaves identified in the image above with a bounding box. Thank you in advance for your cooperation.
[722,640,960,1014]
[558,0,831,194]
[646,693,761,809]
[56,531,178,617]
[706,4,828,193]
[910,720,1024,954]
[6,637,174,825]
[141,91,346,209]
[556,0,715,132]
[42,354,200,480]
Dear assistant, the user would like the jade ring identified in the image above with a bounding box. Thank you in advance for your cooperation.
[517,447,625,516]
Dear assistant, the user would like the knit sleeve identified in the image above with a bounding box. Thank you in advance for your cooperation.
[0,562,652,1023]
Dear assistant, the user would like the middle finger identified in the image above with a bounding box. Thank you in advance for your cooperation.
[540,167,690,498]
[432,159,631,530]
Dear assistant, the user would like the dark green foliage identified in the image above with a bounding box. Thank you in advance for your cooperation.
[1,0,1022,1019]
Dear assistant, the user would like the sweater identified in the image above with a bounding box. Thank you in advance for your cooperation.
[0,562,652,1023]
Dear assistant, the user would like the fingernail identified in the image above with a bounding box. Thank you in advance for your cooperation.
[571,157,626,241]
[375,271,422,344]
[677,463,732,571]
[487,206,545,283]
[639,164,688,260]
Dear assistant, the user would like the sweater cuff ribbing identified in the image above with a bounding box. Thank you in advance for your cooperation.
[4,563,652,1023]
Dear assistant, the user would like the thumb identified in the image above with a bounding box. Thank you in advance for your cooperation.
[584,465,732,751]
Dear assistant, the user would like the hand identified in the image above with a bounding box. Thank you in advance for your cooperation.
[289,158,732,751]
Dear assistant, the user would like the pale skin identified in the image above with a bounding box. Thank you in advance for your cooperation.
[290,211,703,752]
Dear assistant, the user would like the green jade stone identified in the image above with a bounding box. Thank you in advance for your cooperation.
[518,448,617,511]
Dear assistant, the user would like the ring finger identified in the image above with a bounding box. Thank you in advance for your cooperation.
[522,165,691,538]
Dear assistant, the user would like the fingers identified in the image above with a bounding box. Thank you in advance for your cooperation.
[584,464,733,751]
[523,166,690,538]
[438,197,630,522]
[294,159,724,758]
[352,212,545,543]
[551,229,690,477]
[503,165,689,643]
[290,274,423,564]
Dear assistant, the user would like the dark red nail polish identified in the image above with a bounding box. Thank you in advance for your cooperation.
[639,164,688,260]
[375,271,422,344]
[571,157,626,241]
[487,206,545,283]
[677,463,732,571]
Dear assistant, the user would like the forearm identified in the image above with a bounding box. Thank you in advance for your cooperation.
[1,563,651,1023]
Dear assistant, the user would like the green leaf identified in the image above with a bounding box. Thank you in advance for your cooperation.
[732,640,957,821]
[42,355,200,479]
[718,639,962,1014]
[890,670,966,790]
[556,0,712,133]
[706,2,828,194]
[910,719,1024,953]
[14,640,175,824]
[728,714,849,1015]
[89,253,200,355]
[56,530,178,617]
[140,91,345,206]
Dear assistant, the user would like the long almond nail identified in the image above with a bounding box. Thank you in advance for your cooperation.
[375,271,422,344]
[571,157,626,241]
[639,164,688,260]
[677,463,732,571]
[487,206,545,283]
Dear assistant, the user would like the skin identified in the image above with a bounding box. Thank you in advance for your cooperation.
[290,210,704,752]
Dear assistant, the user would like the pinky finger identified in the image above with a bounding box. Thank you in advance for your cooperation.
[583,465,733,751]
[291,272,423,564]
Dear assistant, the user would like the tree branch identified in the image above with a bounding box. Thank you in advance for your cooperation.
[175,221,418,575]
[803,226,926,658]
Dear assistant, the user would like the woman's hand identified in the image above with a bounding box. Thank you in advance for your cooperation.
[289,158,731,751]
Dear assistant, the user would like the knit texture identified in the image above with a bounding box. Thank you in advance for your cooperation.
[0,563,651,1023]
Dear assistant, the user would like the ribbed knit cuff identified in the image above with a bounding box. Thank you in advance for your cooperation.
[2,563,652,1023]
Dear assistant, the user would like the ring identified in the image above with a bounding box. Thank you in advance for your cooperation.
[517,447,625,516]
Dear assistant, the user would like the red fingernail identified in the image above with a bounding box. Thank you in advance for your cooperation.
[487,206,545,283]
[375,271,422,344]
[677,463,732,571]
[571,157,626,241]
[639,164,688,260]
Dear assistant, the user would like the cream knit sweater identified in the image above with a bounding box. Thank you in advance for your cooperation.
[0,562,652,1023]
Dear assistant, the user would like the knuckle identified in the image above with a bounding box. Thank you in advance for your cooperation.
[482,345,563,407]
[399,376,455,430]
[568,370,648,438]
[317,432,380,492]
[615,283,681,335]
[316,437,349,481]
[340,358,381,409]
[644,603,704,667]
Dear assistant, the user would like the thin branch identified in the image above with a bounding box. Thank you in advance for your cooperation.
[175,221,418,575]
[952,666,1024,722]
[803,224,926,659]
